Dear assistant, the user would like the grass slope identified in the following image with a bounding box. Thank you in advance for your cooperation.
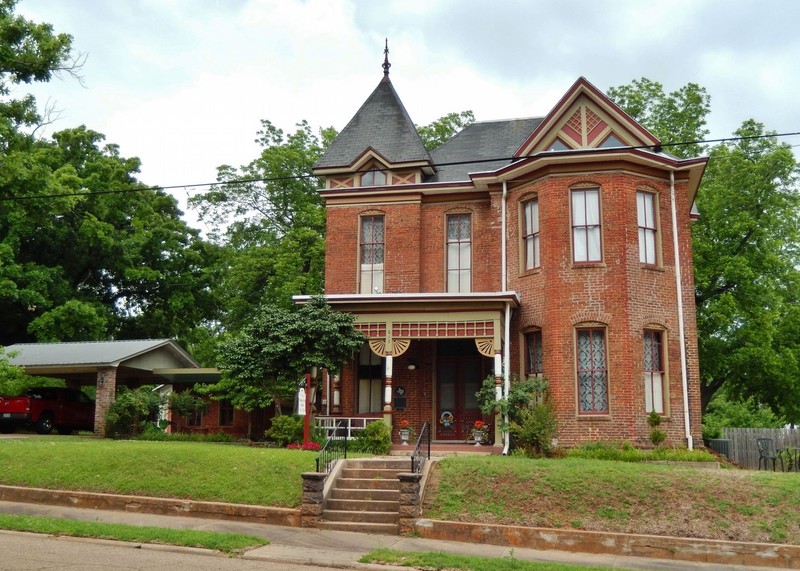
[0,438,312,506]
[425,456,800,544]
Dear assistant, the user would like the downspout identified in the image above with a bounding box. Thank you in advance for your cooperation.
[502,181,512,455]
[670,170,693,450]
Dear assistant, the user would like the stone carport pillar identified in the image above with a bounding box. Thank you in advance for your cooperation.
[94,367,117,436]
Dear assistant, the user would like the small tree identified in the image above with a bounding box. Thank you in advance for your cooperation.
[214,296,365,438]
[168,389,209,433]
[105,387,165,439]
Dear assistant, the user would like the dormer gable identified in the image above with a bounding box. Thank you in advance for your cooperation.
[515,77,660,157]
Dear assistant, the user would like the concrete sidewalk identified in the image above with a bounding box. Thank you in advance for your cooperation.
[0,501,755,570]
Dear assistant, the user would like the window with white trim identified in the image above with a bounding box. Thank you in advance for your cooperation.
[357,344,383,413]
[446,213,471,293]
[644,330,664,414]
[522,198,540,270]
[571,188,601,262]
[637,191,658,265]
[359,215,384,294]
[576,328,608,414]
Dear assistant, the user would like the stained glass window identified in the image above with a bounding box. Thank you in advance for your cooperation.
[360,215,384,294]
[447,214,471,292]
[577,328,608,414]
[644,330,664,414]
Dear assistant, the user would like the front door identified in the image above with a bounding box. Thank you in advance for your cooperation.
[436,356,483,440]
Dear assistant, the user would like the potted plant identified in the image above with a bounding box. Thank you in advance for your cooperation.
[471,419,488,446]
[397,418,415,445]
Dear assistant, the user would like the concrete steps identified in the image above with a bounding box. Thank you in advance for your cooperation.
[317,457,408,535]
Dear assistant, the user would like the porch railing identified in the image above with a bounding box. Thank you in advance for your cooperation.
[411,422,431,474]
[316,416,383,439]
[315,420,347,475]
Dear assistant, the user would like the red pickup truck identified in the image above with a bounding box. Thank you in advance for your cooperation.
[0,387,95,435]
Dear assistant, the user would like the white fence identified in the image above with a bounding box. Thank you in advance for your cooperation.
[718,427,800,470]
[315,416,383,439]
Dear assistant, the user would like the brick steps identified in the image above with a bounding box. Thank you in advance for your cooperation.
[317,458,409,535]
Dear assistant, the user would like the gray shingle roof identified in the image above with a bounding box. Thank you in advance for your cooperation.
[4,339,197,368]
[314,77,432,169]
[428,117,544,183]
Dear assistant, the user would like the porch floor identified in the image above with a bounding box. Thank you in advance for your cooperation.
[389,442,497,457]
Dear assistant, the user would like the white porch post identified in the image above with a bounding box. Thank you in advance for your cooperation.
[383,354,393,426]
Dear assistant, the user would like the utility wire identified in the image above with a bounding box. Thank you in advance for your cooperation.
[1,130,799,203]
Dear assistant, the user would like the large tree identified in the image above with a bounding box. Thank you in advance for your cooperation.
[608,79,800,422]
[0,3,220,347]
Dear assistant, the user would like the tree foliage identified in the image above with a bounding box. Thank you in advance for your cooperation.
[212,297,364,436]
[609,79,800,423]
[416,110,475,151]
[0,3,219,347]
[607,78,710,158]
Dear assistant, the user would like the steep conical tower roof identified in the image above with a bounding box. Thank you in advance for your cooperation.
[314,41,432,170]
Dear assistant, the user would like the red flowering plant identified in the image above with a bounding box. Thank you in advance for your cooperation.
[396,418,416,441]
[471,419,489,441]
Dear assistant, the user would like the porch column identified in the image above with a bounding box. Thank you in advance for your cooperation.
[383,354,393,425]
[94,367,117,437]
[494,352,503,448]
[332,374,341,414]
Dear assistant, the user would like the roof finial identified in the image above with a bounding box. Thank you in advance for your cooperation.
[382,38,391,77]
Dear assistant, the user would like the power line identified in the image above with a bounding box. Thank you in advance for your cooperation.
[1,130,799,203]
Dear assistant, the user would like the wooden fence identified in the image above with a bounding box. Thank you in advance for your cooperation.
[717,427,800,470]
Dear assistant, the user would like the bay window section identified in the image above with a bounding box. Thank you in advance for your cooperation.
[576,328,608,414]
[637,191,658,265]
[522,198,540,270]
[360,215,384,294]
[571,188,601,262]
[644,330,665,414]
[447,213,471,293]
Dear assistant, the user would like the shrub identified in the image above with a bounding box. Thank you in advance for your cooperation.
[265,415,303,446]
[105,387,165,439]
[350,420,391,454]
[169,389,209,432]
[647,410,666,447]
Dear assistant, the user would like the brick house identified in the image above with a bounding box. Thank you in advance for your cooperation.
[299,55,707,449]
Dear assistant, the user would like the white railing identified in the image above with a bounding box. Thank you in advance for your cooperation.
[316,416,383,439]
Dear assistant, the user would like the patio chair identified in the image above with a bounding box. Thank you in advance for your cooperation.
[756,438,784,471]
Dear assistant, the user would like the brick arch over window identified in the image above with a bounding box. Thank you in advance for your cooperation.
[570,311,612,326]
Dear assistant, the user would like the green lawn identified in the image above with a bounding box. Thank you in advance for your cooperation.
[0,437,798,545]
[0,437,312,506]
[0,513,267,554]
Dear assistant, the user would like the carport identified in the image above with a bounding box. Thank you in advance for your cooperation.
[4,339,219,435]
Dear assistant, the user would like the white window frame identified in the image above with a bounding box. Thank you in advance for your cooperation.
[359,215,384,294]
[522,198,540,270]
[446,213,471,293]
[637,191,658,265]
[571,188,602,263]
[644,329,665,414]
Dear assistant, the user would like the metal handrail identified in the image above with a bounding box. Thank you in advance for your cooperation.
[410,422,430,474]
[315,420,347,474]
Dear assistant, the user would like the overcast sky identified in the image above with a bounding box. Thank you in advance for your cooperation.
[15,0,800,229]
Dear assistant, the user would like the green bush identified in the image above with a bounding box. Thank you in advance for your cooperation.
[169,389,209,433]
[350,420,391,454]
[647,410,667,447]
[135,429,234,443]
[265,415,303,446]
[567,440,718,463]
[105,387,165,439]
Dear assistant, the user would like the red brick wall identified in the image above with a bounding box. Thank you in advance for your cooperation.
[323,167,702,449]
[506,170,701,447]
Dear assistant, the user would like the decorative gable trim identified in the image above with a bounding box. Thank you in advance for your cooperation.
[516,77,660,157]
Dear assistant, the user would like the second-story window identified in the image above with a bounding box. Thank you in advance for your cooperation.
[446,213,471,293]
[522,198,540,270]
[361,169,386,187]
[571,188,601,263]
[360,215,384,294]
[637,191,658,265]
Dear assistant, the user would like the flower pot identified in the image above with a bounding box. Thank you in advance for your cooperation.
[473,431,485,446]
[399,428,411,445]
